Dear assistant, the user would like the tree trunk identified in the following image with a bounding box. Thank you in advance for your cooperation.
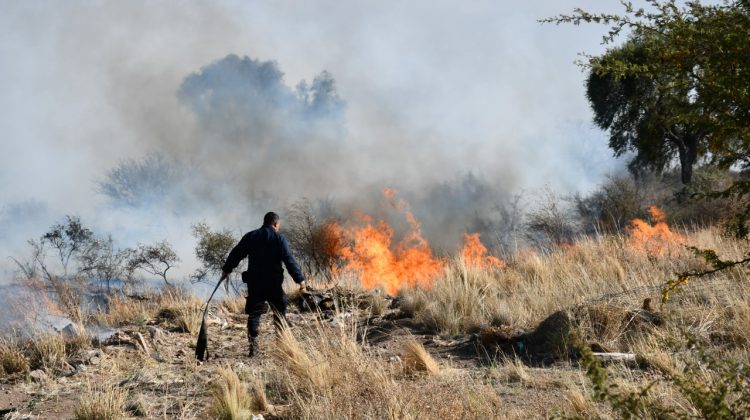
[676,132,698,184]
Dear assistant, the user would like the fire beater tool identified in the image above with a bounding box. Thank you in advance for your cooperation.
[195,278,223,362]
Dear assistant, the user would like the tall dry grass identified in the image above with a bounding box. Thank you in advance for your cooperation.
[402,338,440,375]
[0,339,29,377]
[210,365,253,420]
[264,317,501,419]
[73,383,127,420]
[403,228,750,352]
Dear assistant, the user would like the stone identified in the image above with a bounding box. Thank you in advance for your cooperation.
[29,369,47,382]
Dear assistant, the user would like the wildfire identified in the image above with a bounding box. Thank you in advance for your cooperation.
[461,233,505,269]
[627,206,684,255]
[330,189,504,294]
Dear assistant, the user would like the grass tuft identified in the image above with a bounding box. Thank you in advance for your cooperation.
[0,341,30,377]
[210,365,252,420]
[73,383,127,420]
[402,338,440,375]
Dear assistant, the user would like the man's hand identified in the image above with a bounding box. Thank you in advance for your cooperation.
[299,281,307,292]
[220,271,230,282]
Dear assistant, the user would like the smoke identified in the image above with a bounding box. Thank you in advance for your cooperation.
[0,0,629,283]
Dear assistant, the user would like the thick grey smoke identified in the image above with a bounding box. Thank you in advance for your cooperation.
[0,0,631,283]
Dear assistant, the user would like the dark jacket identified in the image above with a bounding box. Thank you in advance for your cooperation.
[222,225,305,286]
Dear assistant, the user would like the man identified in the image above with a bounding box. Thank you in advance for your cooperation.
[220,211,306,356]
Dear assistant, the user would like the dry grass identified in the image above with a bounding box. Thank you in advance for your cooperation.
[359,292,388,317]
[266,317,504,418]
[157,288,204,334]
[210,365,253,420]
[402,338,440,375]
[271,323,331,390]
[73,382,127,420]
[406,260,512,335]
[99,296,153,326]
[243,373,269,413]
[495,356,530,383]
[402,229,750,347]
[0,340,29,377]
[30,331,67,372]
[221,294,246,315]
[564,388,596,418]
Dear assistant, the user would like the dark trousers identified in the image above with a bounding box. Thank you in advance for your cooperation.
[245,285,287,339]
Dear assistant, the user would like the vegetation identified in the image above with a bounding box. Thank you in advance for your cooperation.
[191,222,236,283]
[127,240,180,286]
[73,383,127,420]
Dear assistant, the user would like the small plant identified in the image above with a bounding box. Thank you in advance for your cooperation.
[221,294,246,315]
[272,325,331,390]
[401,338,440,375]
[73,383,127,420]
[210,365,252,420]
[157,288,203,334]
[0,342,30,377]
[30,332,67,372]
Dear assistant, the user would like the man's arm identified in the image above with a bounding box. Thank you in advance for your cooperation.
[280,236,306,289]
[220,233,251,281]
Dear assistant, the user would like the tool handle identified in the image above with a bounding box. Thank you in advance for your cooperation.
[202,277,224,320]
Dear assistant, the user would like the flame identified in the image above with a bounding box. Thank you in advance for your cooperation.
[627,206,684,255]
[334,189,445,294]
[460,233,505,269]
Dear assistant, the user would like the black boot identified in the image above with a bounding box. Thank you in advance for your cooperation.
[248,337,258,357]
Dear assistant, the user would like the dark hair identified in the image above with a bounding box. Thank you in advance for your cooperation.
[263,211,280,226]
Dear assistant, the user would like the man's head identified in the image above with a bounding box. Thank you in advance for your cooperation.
[263,212,280,230]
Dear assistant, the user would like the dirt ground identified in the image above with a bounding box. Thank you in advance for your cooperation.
[1,296,607,419]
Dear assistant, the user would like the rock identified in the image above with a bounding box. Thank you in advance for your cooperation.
[251,415,265,420]
[29,369,47,382]
[89,356,101,366]
[388,356,402,363]
[61,323,83,339]
[146,326,166,343]
[522,310,578,360]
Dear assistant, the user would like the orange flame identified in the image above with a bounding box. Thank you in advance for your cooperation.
[334,189,445,294]
[627,206,684,255]
[461,233,505,269]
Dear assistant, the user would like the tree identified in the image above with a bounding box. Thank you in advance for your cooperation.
[543,0,750,184]
[79,234,134,292]
[127,241,180,286]
[586,37,708,184]
[191,223,237,283]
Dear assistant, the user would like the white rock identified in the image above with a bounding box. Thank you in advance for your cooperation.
[29,369,47,382]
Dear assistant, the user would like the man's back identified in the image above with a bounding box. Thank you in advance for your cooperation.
[222,225,305,286]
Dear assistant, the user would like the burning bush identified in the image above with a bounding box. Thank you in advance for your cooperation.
[628,206,685,256]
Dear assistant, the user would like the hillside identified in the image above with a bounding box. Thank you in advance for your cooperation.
[1,226,749,419]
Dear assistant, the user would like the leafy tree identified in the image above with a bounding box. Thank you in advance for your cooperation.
[586,37,708,184]
[38,215,95,276]
[543,0,750,184]
[191,222,236,283]
[79,234,134,292]
[127,241,180,286]
[545,0,750,292]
